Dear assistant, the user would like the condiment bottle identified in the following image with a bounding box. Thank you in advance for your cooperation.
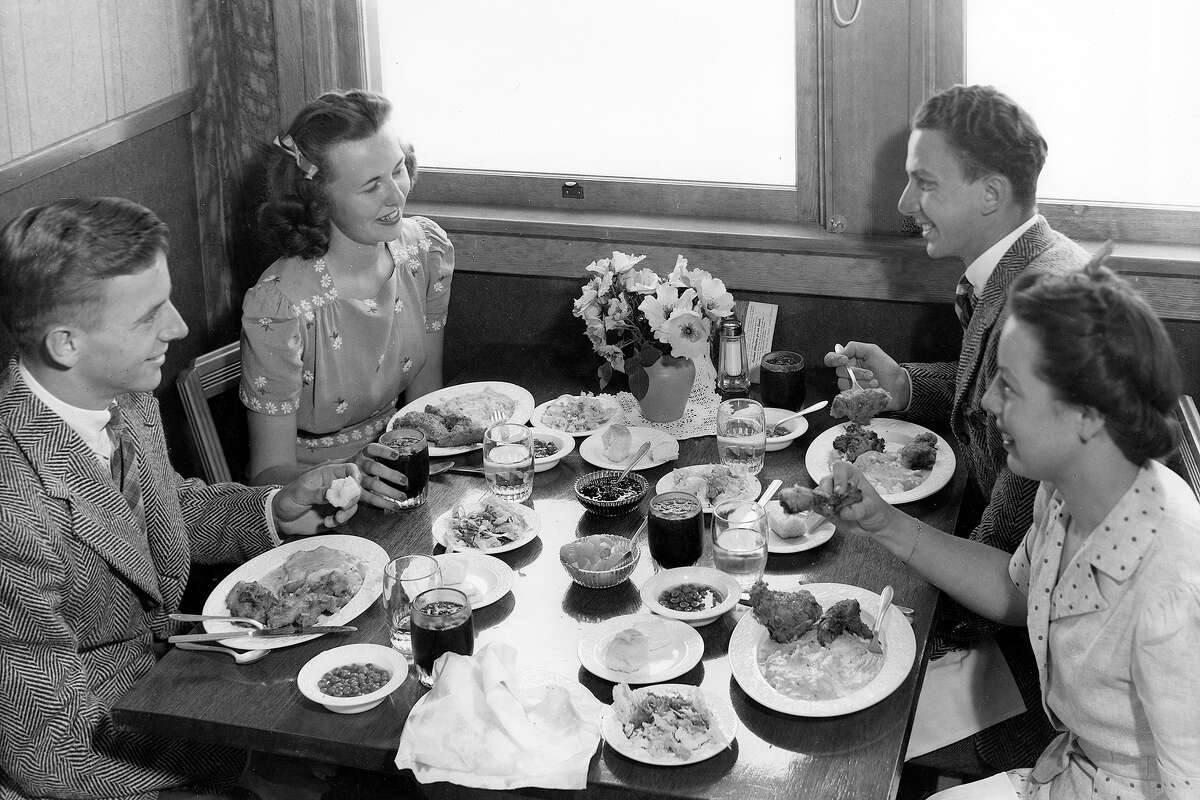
[716,316,751,400]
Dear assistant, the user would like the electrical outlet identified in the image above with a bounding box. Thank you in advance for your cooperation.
[561,180,584,199]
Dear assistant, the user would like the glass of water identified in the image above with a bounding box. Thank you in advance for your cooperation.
[716,398,767,475]
[483,423,534,502]
[711,499,769,591]
[382,554,442,655]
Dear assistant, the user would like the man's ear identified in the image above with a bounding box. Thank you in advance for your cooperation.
[43,325,83,369]
[979,173,1011,216]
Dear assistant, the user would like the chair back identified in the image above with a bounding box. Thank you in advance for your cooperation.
[177,341,244,484]
[1172,394,1200,500]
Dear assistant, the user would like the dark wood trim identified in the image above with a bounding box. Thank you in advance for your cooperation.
[0,90,197,194]
[796,0,822,225]
[273,0,366,125]
[1041,201,1200,249]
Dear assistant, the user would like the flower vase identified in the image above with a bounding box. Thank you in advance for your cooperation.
[638,355,695,423]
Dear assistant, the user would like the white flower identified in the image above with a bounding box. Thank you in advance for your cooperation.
[667,255,692,286]
[657,309,712,360]
[331,332,343,350]
[257,317,273,331]
[596,345,625,370]
[303,370,314,385]
[364,299,378,313]
[336,399,348,415]
[604,295,632,330]
[253,376,267,391]
[585,319,607,350]
[403,358,414,373]
[697,275,735,320]
[433,281,444,293]
[573,283,600,318]
[584,257,613,277]
[622,268,660,294]
[638,284,682,332]
[609,251,647,274]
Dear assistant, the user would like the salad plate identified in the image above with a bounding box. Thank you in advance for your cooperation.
[655,465,761,513]
[765,501,836,554]
[433,552,514,609]
[201,535,387,651]
[804,419,955,505]
[530,393,624,437]
[431,498,540,554]
[391,381,535,457]
[601,683,737,766]
[577,614,703,684]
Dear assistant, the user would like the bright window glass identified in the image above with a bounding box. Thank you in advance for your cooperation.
[374,0,796,186]
[965,0,1200,207]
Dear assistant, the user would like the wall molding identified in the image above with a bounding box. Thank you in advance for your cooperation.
[0,90,197,195]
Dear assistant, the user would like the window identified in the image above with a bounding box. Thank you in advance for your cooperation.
[365,0,804,221]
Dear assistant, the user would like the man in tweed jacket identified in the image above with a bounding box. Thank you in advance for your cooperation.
[826,86,1089,770]
[0,198,361,799]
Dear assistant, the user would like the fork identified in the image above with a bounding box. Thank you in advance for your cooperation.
[867,585,893,654]
[835,344,863,392]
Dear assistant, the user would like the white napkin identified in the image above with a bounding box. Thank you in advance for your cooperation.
[395,642,605,790]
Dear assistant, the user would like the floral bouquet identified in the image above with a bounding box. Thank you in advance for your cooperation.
[572,251,734,398]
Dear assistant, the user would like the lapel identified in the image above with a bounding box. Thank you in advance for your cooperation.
[954,219,1057,410]
[2,368,164,606]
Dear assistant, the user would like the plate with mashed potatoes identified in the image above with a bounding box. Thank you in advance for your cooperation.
[390,381,536,456]
[202,534,387,650]
[578,614,703,684]
[804,419,955,505]
[729,580,915,716]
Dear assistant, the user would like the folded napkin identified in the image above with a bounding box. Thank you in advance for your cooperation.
[395,642,605,790]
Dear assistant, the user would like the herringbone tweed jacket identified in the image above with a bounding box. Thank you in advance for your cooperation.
[0,364,278,799]
[903,218,1089,770]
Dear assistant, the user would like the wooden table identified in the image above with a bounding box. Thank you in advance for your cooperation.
[114,364,966,800]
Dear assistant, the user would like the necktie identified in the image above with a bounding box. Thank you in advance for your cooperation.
[954,274,976,330]
[105,405,142,511]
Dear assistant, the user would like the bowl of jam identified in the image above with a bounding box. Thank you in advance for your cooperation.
[573,470,650,517]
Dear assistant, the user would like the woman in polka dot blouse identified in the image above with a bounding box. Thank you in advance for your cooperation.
[240,90,453,509]
[827,264,1199,799]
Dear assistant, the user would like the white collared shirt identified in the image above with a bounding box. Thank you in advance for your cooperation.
[962,214,1042,298]
[19,361,114,465]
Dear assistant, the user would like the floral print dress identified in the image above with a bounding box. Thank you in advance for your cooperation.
[239,216,453,465]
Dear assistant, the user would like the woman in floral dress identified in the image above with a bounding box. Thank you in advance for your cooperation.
[240,89,453,507]
[828,265,1199,799]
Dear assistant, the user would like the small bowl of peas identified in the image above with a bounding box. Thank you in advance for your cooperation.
[296,643,407,714]
[529,427,574,473]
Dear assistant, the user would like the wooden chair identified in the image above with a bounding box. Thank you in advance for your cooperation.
[1171,394,1200,499]
[176,341,244,484]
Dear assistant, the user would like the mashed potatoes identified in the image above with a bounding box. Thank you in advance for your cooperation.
[759,628,885,701]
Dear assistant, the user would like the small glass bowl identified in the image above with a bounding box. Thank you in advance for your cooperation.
[573,470,650,516]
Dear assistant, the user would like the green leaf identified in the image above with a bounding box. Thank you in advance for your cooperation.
[597,362,613,389]
[627,359,649,400]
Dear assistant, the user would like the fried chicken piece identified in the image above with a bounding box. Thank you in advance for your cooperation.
[747,580,824,643]
[814,598,873,646]
[777,484,863,517]
[778,484,814,515]
[225,581,278,625]
[395,411,451,444]
[424,405,485,447]
[899,432,938,470]
[831,387,893,425]
[833,422,886,461]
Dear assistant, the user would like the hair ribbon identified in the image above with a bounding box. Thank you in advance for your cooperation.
[273,134,318,180]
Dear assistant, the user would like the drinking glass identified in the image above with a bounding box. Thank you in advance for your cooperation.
[716,398,767,475]
[382,555,441,655]
[647,491,704,570]
[410,587,474,687]
[483,423,534,502]
[711,499,769,591]
[377,427,430,508]
[759,350,807,411]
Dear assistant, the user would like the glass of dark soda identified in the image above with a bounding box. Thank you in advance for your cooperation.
[647,491,704,570]
[759,350,806,411]
[377,427,429,508]
[410,587,474,687]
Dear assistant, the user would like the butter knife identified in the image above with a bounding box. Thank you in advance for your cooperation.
[169,625,356,643]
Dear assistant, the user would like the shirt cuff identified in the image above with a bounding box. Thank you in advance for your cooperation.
[263,489,283,547]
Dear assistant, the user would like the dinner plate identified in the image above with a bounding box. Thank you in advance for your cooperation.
[804,419,956,505]
[530,394,624,437]
[654,465,762,513]
[601,683,738,766]
[578,614,704,684]
[765,501,836,554]
[579,427,678,471]
[201,534,387,651]
[390,381,536,457]
[431,500,541,554]
[433,552,514,609]
[729,581,916,717]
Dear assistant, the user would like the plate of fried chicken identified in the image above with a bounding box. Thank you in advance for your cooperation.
[804,419,955,505]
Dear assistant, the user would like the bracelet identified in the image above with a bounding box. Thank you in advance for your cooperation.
[903,520,924,565]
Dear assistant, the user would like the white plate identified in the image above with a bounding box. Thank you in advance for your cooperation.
[529,427,575,473]
[390,381,536,457]
[433,552,514,609]
[729,581,916,717]
[601,683,738,766]
[765,501,836,554]
[804,419,956,505]
[578,614,704,684]
[530,394,624,437]
[579,427,678,471]
[654,465,762,513]
[431,500,541,554]
[202,535,387,651]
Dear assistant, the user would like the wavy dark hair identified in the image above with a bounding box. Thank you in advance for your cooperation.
[1009,264,1181,464]
[914,84,1046,208]
[0,197,168,354]
[258,89,416,259]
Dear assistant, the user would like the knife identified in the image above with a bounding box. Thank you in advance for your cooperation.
[169,625,356,643]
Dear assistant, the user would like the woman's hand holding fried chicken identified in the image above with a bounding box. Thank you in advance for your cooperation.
[819,461,898,537]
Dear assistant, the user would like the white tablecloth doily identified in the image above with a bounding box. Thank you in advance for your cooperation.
[614,379,721,440]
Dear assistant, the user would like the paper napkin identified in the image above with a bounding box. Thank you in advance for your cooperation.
[395,642,604,790]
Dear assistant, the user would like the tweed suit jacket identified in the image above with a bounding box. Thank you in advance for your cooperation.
[902,219,1089,769]
[0,364,279,799]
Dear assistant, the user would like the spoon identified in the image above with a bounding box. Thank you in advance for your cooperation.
[614,441,653,480]
[429,461,454,475]
[768,400,829,436]
[757,479,783,506]
[868,585,893,654]
[174,641,270,664]
[834,344,863,392]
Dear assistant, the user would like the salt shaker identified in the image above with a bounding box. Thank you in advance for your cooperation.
[716,316,751,399]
